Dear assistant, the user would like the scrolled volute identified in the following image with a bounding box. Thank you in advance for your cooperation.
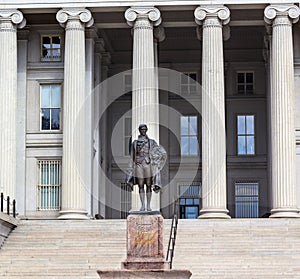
[0,9,26,28]
[56,8,94,28]
[125,7,161,27]
[264,5,300,24]
[194,6,230,26]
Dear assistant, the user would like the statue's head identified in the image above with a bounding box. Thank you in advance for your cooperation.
[138,124,148,135]
[139,124,148,131]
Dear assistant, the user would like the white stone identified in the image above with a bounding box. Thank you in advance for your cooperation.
[195,5,230,219]
[125,6,161,212]
[264,4,300,218]
[0,9,25,201]
[57,8,94,219]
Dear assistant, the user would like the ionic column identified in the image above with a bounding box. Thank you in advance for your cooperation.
[195,6,230,219]
[264,5,300,217]
[0,10,26,201]
[125,7,161,212]
[56,8,94,219]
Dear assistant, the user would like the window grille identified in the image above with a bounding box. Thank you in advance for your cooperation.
[179,184,201,197]
[178,183,201,219]
[40,84,61,131]
[121,183,132,219]
[180,116,198,156]
[237,115,255,155]
[37,160,61,210]
[181,72,197,95]
[41,35,61,61]
[235,181,259,218]
[237,72,254,95]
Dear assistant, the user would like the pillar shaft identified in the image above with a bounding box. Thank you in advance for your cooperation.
[125,7,161,211]
[264,5,300,217]
[195,6,230,219]
[56,8,94,219]
[0,10,25,200]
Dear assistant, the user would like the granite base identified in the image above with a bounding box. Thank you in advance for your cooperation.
[97,270,192,279]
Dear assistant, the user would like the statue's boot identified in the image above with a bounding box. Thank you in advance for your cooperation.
[146,192,152,211]
[140,192,145,211]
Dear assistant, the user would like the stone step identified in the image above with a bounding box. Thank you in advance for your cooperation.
[1,219,300,278]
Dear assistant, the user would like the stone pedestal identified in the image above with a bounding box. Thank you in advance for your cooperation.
[97,270,192,278]
[122,213,167,270]
[97,213,191,279]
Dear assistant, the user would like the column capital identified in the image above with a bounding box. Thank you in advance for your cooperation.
[194,5,230,26]
[0,9,26,29]
[264,4,300,25]
[125,6,161,27]
[56,8,94,28]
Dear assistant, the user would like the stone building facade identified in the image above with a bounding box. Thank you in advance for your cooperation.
[0,0,300,219]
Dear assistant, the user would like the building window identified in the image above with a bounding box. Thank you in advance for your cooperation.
[41,35,61,62]
[124,117,132,156]
[40,85,61,131]
[181,72,197,94]
[237,115,255,155]
[37,160,61,210]
[237,72,254,95]
[178,184,201,219]
[121,183,132,219]
[235,182,259,218]
[180,116,198,156]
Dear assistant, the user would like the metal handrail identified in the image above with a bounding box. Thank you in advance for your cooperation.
[166,213,178,269]
[0,193,16,218]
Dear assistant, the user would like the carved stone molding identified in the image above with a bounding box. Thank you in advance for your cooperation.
[154,25,165,42]
[125,7,161,27]
[95,38,105,54]
[56,8,94,28]
[0,9,26,29]
[264,5,300,25]
[85,26,98,39]
[17,27,30,40]
[194,5,230,26]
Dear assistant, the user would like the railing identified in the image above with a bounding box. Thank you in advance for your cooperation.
[0,193,16,218]
[166,213,178,269]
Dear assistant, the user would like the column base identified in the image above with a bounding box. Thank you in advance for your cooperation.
[270,208,300,218]
[58,210,89,220]
[198,208,231,219]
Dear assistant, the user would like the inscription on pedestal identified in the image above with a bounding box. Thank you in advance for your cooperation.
[128,214,162,258]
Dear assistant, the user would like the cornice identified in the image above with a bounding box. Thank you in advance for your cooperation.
[0,0,298,10]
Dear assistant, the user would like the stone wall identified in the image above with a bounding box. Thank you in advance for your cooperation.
[0,213,18,248]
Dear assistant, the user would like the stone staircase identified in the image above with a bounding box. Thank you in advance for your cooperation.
[0,219,300,278]
[173,219,300,279]
[0,220,128,279]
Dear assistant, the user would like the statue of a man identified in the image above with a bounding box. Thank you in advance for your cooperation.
[126,124,163,211]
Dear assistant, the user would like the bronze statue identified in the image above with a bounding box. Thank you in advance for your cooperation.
[126,124,165,211]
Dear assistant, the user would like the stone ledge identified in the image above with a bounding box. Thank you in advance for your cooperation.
[97,270,192,279]
[0,212,18,248]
